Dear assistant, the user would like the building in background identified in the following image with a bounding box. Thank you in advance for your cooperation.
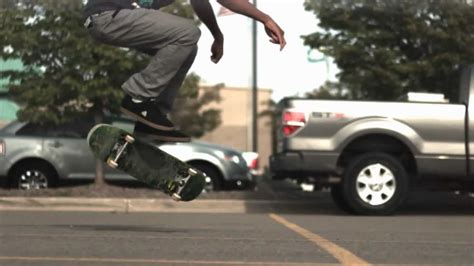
[199,86,273,170]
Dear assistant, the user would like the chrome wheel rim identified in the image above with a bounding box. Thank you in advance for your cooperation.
[204,175,214,191]
[18,170,49,190]
[356,163,396,206]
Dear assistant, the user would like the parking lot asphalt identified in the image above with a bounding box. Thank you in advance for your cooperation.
[1,206,473,265]
[1,179,473,265]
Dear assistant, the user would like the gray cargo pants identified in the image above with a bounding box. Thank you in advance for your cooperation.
[87,8,200,114]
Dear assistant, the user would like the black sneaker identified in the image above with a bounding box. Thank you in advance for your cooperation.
[134,122,191,142]
[120,95,175,131]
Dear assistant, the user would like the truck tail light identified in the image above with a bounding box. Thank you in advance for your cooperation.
[282,111,307,137]
[0,140,4,156]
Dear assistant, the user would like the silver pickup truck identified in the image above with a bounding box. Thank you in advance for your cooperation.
[270,65,474,215]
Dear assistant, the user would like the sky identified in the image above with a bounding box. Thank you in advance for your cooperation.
[190,0,338,101]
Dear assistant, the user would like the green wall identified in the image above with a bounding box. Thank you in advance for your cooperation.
[0,59,23,121]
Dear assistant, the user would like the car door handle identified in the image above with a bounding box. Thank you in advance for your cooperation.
[49,141,63,148]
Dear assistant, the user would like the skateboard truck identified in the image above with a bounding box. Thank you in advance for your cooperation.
[170,168,199,202]
[107,134,135,168]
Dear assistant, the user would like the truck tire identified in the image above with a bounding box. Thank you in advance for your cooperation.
[342,152,409,215]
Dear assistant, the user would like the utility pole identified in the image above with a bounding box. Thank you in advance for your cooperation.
[251,0,258,153]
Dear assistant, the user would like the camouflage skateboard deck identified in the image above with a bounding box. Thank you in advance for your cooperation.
[87,124,206,201]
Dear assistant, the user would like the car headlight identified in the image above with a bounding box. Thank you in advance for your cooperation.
[214,151,241,164]
[228,155,241,164]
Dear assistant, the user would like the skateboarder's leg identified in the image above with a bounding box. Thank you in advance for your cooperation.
[154,45,198,114]
[88,8,200,130]
[131,45,197,142]
[112,10,201,100]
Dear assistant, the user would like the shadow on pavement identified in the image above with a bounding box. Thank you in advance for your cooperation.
[397,191,474,216]
[245,178,474,216]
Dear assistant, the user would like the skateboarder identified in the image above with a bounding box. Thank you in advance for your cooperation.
[83,0,286,142]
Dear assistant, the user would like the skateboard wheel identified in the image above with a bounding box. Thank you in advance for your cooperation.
[125,135,135,143]
[171,193,182,202]
[188,168,198,176]
[107,158,118,169]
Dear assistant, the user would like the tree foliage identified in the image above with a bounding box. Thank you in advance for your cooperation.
[303,0,474,101]
[171,76,222,138]
[1,0,142,124]
[305,81,348,99]
[161,0,196,20]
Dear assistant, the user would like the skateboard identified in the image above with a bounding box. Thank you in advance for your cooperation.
[87,124,206,201]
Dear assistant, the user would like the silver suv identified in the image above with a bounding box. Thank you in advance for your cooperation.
[0,117,254,191]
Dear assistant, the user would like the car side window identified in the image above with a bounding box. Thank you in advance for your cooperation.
[16,124,47,137]
[47,119,94,139]
[16,118,94,139]
[47,124,83,138]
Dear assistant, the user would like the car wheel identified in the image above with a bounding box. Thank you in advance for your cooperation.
[190,163,223,191]
[342,152,409,215]
[11,162,57,190]
[330,184,354,214]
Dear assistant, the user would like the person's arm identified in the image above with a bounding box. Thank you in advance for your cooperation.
[190,0,224,63]
[217,0,286,50]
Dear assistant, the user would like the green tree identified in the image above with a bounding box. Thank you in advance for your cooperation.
[161,0,196,19]
[1,0,141,126]
[1,0,221,186]
[171,77,222,138]
[305,81,348,99]
[303,0,474,101]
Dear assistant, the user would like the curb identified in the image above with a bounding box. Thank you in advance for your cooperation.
[0,197,326,214]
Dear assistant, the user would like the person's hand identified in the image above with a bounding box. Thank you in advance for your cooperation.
[264,18,286,51]
[211,35,224,63]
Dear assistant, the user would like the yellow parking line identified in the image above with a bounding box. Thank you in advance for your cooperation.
[269,214,371,266]
[0,256,333,265]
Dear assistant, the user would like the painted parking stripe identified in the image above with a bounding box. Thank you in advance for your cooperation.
[269,214,371,266]
[0,256,332,265]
